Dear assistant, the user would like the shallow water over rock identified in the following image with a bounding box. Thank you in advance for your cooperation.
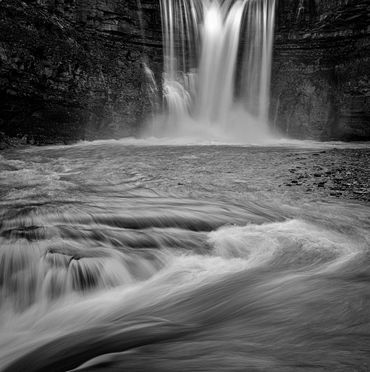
[0,141,369,371]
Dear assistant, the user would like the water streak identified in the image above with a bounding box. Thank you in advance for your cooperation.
[148,0,276,142]
[0,144,369,371]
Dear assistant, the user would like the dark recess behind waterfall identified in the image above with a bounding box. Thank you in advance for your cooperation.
[0,0,369,144]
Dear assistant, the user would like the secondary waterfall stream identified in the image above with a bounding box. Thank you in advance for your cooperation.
[0,141,369,371]
[147,0,276,142]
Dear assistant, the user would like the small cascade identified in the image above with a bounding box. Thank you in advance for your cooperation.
[0,239,167,311]
[160,0,202,121]
[0,143,369,371]
[148,0,276,142]
[241,0,276,122]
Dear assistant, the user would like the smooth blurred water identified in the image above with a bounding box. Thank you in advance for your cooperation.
[151,0,276,141]
[0,142,369,371]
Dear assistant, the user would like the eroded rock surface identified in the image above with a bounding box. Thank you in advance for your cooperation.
[272,0,370,140]
[0,0,162,144]
[0,0,369,143]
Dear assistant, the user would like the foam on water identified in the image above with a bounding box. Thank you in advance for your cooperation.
[30,136,369,150]
[0,143,369,371]
[145,0,276,142]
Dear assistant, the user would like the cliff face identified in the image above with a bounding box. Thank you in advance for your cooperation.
[272,0,370,140]
[0,0,162,144]
[0,0,369,143]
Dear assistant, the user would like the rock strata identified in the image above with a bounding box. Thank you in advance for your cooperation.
[0,0,162,144]
[0,0,369,143]
[272,0,370,141]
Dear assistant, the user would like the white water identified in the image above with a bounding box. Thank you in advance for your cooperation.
[145,0,276,142]
[0,143,369,371]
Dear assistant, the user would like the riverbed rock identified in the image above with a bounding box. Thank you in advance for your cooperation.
[283,148,370,202]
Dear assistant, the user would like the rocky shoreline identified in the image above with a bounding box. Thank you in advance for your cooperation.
[0,131,72,149]
[0,143,368,205]
[280,148,370,202]
[0,132,29,150]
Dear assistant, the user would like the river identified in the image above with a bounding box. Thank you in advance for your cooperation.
[0,140,369,371]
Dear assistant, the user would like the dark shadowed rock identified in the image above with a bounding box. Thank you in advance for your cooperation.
[0,0,162,144]
[0,0,369,143]
[271,0,370,141]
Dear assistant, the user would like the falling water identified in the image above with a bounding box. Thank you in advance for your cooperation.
[148,0,276,141]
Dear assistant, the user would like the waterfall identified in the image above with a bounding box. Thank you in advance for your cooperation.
[149,0,276,142]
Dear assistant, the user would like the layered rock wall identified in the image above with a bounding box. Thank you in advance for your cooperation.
[272,0,370,140]
[0,0,162,143]
[0,0,369,143]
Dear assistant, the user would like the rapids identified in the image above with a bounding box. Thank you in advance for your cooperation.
[0,141,369,371]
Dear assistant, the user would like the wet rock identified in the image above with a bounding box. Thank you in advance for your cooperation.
[0,0,162,143]
[272,0,370,141]
[20,135,27,145]
[0,131,23,149]
[281,148,370,202]
[330,191,342,197]
[0,132,7,150]
[0,0,369,143]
